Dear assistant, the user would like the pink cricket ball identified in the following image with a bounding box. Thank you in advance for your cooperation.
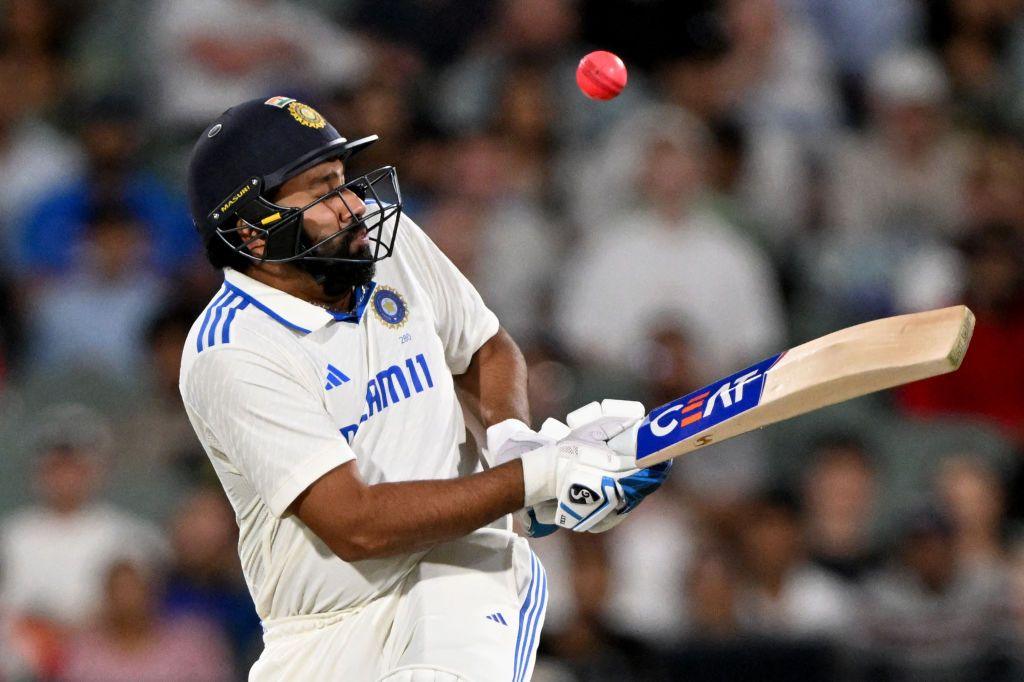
[576,50,627,101]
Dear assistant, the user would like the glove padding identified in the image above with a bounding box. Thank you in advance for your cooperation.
[537,399,672,533]
[483,403,638,536]
[483,400,672,536]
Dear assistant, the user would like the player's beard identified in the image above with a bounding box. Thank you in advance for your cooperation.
[301,227,376,299]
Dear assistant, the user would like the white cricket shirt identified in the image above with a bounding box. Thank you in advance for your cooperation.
[179,214,499,621]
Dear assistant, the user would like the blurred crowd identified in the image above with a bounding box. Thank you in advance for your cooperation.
[1,0,1024,680]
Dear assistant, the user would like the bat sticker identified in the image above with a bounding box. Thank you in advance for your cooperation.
[635,353,784,461]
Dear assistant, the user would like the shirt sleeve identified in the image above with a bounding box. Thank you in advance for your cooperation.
[396,215,499,374]
[183,344,355,518]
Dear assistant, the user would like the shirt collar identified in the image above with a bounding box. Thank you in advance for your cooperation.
[223,268,376,334]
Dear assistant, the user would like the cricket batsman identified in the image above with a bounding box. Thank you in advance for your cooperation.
[179,96,671,680]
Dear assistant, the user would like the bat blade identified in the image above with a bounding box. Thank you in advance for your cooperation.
[617,305,975,467]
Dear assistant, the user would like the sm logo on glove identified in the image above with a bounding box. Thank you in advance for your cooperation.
[568,484,600,505]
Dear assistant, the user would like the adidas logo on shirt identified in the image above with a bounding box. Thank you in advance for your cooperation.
[324,364,350,391]
[485,612,507,625]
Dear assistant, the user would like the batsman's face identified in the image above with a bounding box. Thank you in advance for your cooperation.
[275,159,370,257]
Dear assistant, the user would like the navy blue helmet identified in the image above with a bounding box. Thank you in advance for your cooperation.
[187,96,401,272]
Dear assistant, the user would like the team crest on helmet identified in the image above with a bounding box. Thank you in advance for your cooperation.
[372,286,408,329]
[288,101,327,129]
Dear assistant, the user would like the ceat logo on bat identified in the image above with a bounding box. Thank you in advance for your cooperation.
[636,353,784,461]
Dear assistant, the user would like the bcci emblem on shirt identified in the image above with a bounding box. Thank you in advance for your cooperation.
[372,286,408,329]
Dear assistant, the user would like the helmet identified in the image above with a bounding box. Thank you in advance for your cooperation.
[187,95,402,271]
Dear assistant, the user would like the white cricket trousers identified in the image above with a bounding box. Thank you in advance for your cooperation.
[249,528,548,681]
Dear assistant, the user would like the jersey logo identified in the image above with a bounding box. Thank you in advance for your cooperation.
[371,286,408,329]
[485,612,508,625]
[339,353,434,443]
[324,364,350,391]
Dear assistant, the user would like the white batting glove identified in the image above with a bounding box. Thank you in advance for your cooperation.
[484,416,630,506]
[483,400,653,535]
[483,418,568,537]
[530,399,672,534]
[523,399,639,523]
[558,399,674,534]
[550,400,646,532]
[482,419,553,469]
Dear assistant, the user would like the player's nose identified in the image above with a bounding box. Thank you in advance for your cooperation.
[328,189,366,225]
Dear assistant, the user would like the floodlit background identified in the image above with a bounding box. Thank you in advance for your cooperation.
[1,0,1023,680]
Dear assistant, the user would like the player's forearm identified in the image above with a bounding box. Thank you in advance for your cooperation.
[299,461,526,561]
[456,326,530,426]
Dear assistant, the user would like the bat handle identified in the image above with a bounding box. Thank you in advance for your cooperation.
[607,421,640,464]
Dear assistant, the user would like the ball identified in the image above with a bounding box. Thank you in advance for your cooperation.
[576,50,627,101]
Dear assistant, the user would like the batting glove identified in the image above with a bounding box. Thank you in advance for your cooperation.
[538,399,673,533]
[483,418,564,537]
[484,413,635,535]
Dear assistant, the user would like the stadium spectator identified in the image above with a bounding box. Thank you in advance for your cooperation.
[811,49,970,322]
[801,0,920,125]
[963,133,1024,232]
[936,455,1009,569]
[556,104,786,379]
[735,490,854,639]
[348,0,496,71]
[858,507,1014,680]
[925,0,1022,127]
[434,0,637,143]
[0,0,71,112]
[800,435,884,583]
[420,133,559,343]
[0,600,52,681]
[830,49,968,239]
[723,0,843,243]
[537,533,665,681]
[25,204,166,375]
[162,489,262,671]
[683,544,744,640]
[0,404,167,629]
[521,338,577,426]
[640,324,702,407]
[898,223,1024,445]
[17,94,195,278]
[115,301,205,472]
[0,47,82,258]
[61,559,233,681]
[604,482,696,647]
[145,0,368,132]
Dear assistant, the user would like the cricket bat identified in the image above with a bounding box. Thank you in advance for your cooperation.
[609,305,975,467]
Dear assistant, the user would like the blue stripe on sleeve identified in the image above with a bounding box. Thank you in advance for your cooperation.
[197,288,230,352]
[206,293,238,348]
[221,299,250,344]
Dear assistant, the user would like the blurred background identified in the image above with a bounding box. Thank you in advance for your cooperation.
[1,0,1024,680]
